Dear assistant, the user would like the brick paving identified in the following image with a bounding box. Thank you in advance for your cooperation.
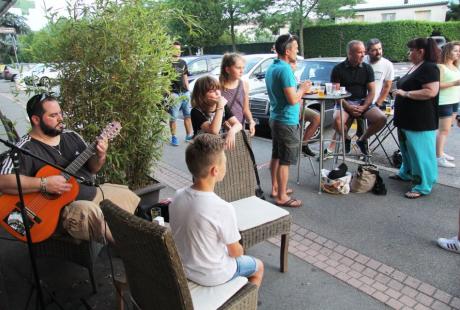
[156,160,460,310]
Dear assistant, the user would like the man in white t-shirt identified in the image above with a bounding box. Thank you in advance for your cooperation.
[364,38,394,107]
[169,133,264,287]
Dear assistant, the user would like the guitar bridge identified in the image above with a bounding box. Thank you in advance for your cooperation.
[3,207,36,236]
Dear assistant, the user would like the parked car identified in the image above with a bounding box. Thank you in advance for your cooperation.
[2,65,20,81]
[182,55,223,84]
[189,53,303,93]
[22,63,60,87]
[250,57,345,138]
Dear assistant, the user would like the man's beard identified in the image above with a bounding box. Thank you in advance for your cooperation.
[370,54,382,62]
[39,119,63,137]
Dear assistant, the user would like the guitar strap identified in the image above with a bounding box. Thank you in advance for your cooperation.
[240,130,265,200]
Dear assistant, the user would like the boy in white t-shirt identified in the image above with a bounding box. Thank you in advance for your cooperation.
[169,133,264,287]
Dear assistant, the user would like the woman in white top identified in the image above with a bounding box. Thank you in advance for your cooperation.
[436,42,460,168]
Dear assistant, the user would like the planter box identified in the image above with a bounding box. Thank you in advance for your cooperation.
[134,181,166,206]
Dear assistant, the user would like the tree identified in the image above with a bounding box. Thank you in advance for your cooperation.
[0,12,31,34]
[446,2,460,21]
[221,0,274,51]
[269,0,360,57]
[165,0,225,51]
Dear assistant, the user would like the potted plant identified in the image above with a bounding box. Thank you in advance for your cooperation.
[33,0,178,202]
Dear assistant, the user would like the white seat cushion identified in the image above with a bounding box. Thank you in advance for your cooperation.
[188,276,247,310]
[231,196,290,231]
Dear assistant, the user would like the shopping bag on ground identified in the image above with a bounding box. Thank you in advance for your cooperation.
[321,169,352,195]
[351,164,379,193]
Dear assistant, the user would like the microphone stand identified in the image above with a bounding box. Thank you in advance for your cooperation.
[0,138,92,309]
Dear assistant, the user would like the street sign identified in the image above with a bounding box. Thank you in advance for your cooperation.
[0,27,16,34]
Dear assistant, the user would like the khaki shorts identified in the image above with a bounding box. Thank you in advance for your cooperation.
[60,183,140,242]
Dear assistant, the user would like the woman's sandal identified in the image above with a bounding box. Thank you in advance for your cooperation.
[389,174,410,182]
[270,188,294,198]
[405,191,424,199]
[275,198,302,208]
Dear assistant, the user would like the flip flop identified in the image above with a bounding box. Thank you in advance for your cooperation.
[389,174,410,182]
[276,198,302,208]
[404,191,424,199]
[270,188,294,198]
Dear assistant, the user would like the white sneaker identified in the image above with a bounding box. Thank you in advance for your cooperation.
[437,236,460,254]
[437,157,456,168]
[443,153,455,161]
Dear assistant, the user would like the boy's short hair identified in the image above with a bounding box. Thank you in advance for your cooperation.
[186,134,225,178]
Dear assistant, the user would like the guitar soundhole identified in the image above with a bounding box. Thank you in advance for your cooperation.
[3,208,34,236]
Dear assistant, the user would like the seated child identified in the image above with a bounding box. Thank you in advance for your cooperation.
[169,133,264,287]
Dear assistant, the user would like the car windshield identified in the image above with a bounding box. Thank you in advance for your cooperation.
[300,61,337,83]
[243,56,263,74]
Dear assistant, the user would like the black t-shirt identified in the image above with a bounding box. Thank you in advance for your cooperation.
[191,106,234,137]
[331,59,375,101]
[171,59,189,93]
[0,131,97,200]
[394,61,440,131]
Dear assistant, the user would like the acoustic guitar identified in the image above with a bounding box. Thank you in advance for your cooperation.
[0,122,121,243]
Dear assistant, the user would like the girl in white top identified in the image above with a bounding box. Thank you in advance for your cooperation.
[436,42,460,168]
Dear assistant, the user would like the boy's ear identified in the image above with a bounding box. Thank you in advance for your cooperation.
[209,164,219,177]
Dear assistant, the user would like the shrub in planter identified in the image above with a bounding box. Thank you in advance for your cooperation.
[38,0,176,189]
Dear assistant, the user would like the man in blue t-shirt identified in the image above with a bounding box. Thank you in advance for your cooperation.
[265,34,311,208]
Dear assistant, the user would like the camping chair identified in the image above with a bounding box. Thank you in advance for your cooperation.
[215,131,292,272]
[100,199,258,310]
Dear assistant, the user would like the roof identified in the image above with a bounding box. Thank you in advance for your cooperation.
[342,0,449,12]
[0,0,16,17]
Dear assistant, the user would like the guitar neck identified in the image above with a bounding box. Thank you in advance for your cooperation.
[62,141,97,180]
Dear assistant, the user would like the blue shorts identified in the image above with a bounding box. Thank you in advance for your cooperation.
[334,99,376,113]
[230,255,258,280]
[168,92,191,121]
[438,103,459,118]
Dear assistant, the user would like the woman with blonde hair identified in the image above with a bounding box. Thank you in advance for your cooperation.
[190,75,242,149]
[436,41,460,168]
[220,53,256,136]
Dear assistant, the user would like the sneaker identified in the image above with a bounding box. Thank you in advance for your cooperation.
[302,144,316,157]
[317,148,334,161]
[443,153,455,161]
[356,139,369,155]
[437,236,460,254]
[437,156,455,168]
[170,135,179,146]
[185,135,193,142]
[345,138,351,154]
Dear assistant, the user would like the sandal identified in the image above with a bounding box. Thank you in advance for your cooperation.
[270,188,294,198]
[404,191,424,199]
[275,198,302,208]
[389,174,410,182]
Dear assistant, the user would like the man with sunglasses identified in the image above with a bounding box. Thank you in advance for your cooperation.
[0,93,140,243]
[265,34,311,208]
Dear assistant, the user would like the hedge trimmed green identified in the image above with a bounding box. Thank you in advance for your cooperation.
[303,20,460,61]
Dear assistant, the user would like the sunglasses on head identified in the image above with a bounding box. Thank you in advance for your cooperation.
[28,92,55,115]
[281,34,295,53]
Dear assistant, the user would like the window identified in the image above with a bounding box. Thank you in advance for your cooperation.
[208,57,222,71]
[354,15,364,22]
[415,10,431,21]
[249,58,275,78]
[188,59,207,75]
[382,13,396,21]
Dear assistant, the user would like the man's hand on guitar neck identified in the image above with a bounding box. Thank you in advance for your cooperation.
[88,137,108,173]
[45,175,73,195]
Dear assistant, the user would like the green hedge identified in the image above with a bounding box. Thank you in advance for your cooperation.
[303,21,460,62]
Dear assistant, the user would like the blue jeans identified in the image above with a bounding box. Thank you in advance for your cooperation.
[230,255,258,280]
[168,91,191,121]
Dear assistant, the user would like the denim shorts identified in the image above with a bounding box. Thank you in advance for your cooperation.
[438,102,459,118]
[168,91,191,121]
[269,120,300,166]
[230,255,258,280]
[334,99,377,113]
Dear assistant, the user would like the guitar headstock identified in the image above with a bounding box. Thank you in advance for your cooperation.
[100,121,122,141]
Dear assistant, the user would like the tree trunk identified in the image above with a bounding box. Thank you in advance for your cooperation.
[230,17,236,51]
[299,18,304,57]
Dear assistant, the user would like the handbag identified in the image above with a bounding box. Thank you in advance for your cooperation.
[241,130,266,200]
[350,164,379,193]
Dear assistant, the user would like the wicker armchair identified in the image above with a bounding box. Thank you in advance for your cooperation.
[215,131,292,272]
[100,199,258,310]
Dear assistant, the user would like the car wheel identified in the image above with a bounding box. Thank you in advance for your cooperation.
[39,77,51,88]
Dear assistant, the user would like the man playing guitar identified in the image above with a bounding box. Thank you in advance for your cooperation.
[0,93,140,243]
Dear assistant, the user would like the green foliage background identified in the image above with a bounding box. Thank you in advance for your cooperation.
[33,0,175,188]
[303,21,460,61]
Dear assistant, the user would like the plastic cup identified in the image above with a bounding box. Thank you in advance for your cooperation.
[318,86,325,97]
[385,105,391,114]
[325,83,333,95]
[340,86,346,94]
